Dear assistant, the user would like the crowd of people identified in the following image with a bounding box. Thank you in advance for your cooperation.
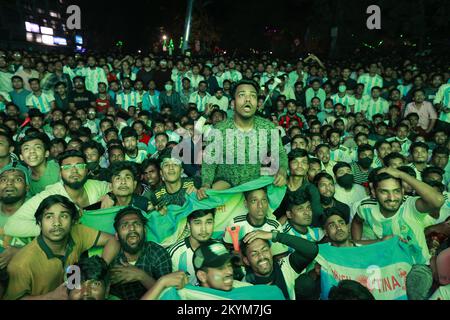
[0,48,449,300]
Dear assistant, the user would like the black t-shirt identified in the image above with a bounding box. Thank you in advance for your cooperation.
[68,90,96,109]
[144,176,202,207]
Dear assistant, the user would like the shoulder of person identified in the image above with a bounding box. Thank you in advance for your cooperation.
[358,197,378,208]
[167,237,187,256]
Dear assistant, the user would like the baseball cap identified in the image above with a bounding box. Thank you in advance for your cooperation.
[0,161,31,185]
[193,241,232,271]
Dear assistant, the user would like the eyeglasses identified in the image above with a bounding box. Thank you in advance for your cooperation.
[60,163,87,171]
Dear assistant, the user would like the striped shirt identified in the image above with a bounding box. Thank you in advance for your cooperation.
[331,93,355,112]
[356,196,436,264]
[26,92,55,113]
[283,223,324,243]
[142,91,160,112]
[288,71,308,89]
[353,95,371,113]
[82,67,107,94]
[357,73,383,96]
[223,214,283,245]
[125,149,148,164]
[116,90,142,111]
[434,84,450,122]
[330,145,354,163]
[223,70,243,83]
[167,237,197,285]
[365,97,389,120]
[350,161,371,185]
[189,91,211,112]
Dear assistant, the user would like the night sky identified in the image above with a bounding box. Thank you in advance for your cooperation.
[73,0,449,55]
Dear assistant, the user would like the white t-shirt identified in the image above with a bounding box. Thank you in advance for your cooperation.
[334,184,367,211]
[356,196,437,264]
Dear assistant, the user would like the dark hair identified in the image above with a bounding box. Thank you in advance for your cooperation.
[113,206,148,232]
[308,157,321,167]
[240,236,270,258]
[326,128,341,140]
[140,158,160,173]
[187,209,215,223]
[357,144,374,156]
[81,141,105,157]
[328,280,375,300]
[383,152,405,166]
[374,139,391,152]
[422,166,444,180]
[231,79,260,97]
[313,172,334,186]
[409,141,429,154]
[319,207,349,228]
[104,127,119,137]
[109,161,139,182]
[332,162,351,176]
[315,143,330,154]
[57,150,86,166]
[243,187,267,201]
[51,120,68,129]
[19,132,51,152]
[35,194,79,224]
[154,132,169,141]
[0,130,13,147]
[50,137,67,149]
[373,172,402,190]
[108,144,125,155]
[286,190,310,210]
[75,256,110,285]
[432,146,449,157]
[288,148,309,163]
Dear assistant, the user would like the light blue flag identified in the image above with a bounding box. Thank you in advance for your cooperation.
[80,176,286,247]
[315,237,414,300]
[159,284,286,300]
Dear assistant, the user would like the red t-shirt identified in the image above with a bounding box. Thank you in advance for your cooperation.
[96,97,111,113]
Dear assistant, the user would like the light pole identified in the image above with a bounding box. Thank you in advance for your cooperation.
[182,0,194,53]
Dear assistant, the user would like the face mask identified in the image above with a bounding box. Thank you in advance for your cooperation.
[165,84,173,91]
[321,195,333,205]
[336,174,354,189]
[338,85,347,93]
[358,157,373,169]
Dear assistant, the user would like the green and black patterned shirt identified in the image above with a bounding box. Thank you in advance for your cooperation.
[202,116,288,187]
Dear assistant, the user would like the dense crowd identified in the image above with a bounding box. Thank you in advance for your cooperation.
[0,49,449,300]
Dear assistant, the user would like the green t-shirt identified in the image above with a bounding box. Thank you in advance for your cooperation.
[29,160,61,196]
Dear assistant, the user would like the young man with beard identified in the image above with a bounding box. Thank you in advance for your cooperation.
[121,127,148,164]
[350,144,374,186]
[116,77,142,112]
[372,139,392,168]
[278,100,304,130]
[19,132,61,196]
[4,150,111,238]
[189,81,211,113]
[240,227,319,300]
[68,76,96,111]
[168,209,215,285]
[4,195,116,300]
[109,207,172,300]
[333,162,367,209]
[82,56,107,95]
[327,129,353,163]
[408,142,430,181]
[0,163,30,297]
[99,161,149,212]
[315,144,337,178]
[199,79,288,200]
[351,167,444,264]
[313,172,351,223]
[81,141,109,181]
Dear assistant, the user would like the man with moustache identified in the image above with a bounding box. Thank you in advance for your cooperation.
[0,163,30,298]
[4,150,111,238]
[168,209,215,285]
[198,79,288,200]
[109,207,172,300]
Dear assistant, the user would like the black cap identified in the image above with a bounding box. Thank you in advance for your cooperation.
[193,241,232,271]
